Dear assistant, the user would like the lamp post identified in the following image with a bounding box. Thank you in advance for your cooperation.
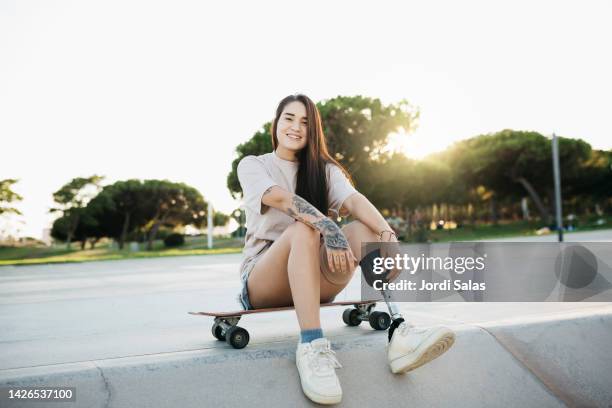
[207,202,213,249]
[552,133,563,242]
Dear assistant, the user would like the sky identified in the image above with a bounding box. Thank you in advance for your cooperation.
[1,0,611,239]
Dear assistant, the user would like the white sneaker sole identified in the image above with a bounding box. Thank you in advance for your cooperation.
[389,328,456,374]
[297,364,342,405]
[300,382,342,405]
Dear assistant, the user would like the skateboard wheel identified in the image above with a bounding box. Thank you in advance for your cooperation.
[342,308,362,326]
[369,311,391,330]
[211,323,225,341]
[226,326,250,349]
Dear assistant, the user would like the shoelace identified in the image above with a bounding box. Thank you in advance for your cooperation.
[307,343,342,374]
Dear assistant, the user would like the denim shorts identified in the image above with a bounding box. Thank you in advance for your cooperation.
[238,241,273,310]
[238,257,258,310]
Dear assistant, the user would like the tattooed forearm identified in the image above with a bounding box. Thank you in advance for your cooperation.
[287,208,314,227]
[313,218,350,249]
[291,195,320,217]
[283,195,350,249]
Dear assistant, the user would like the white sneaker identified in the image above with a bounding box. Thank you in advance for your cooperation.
[387,323,455,374]
[296,338,343,405]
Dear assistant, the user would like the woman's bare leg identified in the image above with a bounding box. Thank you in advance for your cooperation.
[246,220,379,330]
[340,220,380,260]
[247,222,357,330]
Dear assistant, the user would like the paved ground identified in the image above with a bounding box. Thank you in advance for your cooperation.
[0,229,611,407]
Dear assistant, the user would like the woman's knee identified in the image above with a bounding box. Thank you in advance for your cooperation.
[286,221,320,246]
[341,220,378,260]
[341,220,374,237]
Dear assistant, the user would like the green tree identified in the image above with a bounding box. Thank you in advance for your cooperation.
[570,149,612,212]
[319,96,418,175]
[0,179,23,215]
[85,180,209,250]
[87,180,150,249]
[141,180,207,250]
[447,130,591,224]
[50,208,99,249]
[213,211,230,227]
[50,176,104,248]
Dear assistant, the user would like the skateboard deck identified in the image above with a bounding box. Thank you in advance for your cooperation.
[189,299,380,318]
[190,299,390,349]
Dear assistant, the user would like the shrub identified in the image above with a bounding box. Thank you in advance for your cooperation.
[163,233,185,248]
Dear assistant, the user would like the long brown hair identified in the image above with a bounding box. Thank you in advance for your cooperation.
[271,94,353,215]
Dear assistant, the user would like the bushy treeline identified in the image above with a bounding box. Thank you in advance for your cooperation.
[51,179,228,250]
[227,96,611,235]
[358,130,611,232]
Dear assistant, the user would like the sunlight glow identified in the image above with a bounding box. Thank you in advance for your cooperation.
[384,130,437,160]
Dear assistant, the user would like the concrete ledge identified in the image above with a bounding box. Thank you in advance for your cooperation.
[479,310,612,407]
[3,309,611,407]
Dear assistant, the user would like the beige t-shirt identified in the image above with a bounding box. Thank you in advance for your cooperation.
[237,150,358,273]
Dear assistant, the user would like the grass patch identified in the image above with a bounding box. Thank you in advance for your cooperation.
[0,246,75,260]
[0,247,242,266]
[0,236,244,266]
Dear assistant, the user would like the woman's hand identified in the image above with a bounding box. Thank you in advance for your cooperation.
[314,217,358,275]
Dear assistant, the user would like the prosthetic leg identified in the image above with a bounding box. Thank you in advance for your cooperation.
[360,248,456,373]
[380,287,405,342]
[359,248,407,342]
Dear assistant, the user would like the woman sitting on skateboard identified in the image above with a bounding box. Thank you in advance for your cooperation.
[237,94,455,405]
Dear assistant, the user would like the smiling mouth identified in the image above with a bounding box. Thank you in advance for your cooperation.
[287,134,302,140]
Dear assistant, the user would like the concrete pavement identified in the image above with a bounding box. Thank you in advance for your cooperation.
[1,230,612,407]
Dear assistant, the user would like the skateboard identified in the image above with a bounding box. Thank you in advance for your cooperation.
[189,300,390,349]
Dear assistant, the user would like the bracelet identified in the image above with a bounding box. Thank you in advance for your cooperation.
[378,229,397,241]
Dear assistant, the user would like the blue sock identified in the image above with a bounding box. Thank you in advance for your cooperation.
[300,328,323,343]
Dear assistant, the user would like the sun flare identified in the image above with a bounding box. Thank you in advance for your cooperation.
[385,130,435,160]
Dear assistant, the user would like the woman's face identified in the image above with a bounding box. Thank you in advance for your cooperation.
[276,101,308,153]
